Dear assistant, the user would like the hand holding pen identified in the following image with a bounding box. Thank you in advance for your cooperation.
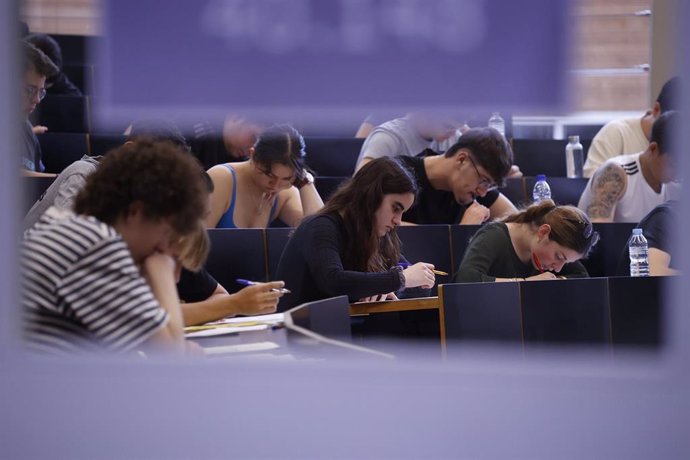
[397,262,437,289]
[459,201,490,225]
[236,279,291,294]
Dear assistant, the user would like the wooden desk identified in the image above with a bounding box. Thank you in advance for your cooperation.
[349,296,444,346]
[349,296,439,315]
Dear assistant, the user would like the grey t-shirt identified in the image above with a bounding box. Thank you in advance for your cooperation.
[24,155,101,230]
[356,116,461,167]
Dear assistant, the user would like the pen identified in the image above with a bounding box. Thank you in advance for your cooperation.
[532,253,544,273]
[396,263,448,276]
[235,278,291,294]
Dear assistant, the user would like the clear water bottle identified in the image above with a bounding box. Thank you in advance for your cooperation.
[629,228,650,277]
[488,112,505,136]
[565,135,584,178]
[532,174,552,203]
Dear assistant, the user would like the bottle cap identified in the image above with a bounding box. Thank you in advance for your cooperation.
[568,135,580,143]
[632,228,643,235]
[536,174,546,181]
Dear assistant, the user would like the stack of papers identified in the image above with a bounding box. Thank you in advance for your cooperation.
[184,313,285,338]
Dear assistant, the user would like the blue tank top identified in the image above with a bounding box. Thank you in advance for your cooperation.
[216,164,278,228]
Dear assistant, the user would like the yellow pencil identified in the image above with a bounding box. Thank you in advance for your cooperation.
[433,270,449,276]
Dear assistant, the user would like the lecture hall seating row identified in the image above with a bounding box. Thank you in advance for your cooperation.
[36,132,597,191]
[204,223,636,297]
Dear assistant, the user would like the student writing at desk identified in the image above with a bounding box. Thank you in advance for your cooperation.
[454,200,599,283]
[275,157,436,311]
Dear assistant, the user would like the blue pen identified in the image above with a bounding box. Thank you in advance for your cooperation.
[236,278,291,294]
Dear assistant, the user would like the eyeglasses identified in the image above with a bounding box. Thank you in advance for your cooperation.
[24,84,47,102]
[467,155,498,192]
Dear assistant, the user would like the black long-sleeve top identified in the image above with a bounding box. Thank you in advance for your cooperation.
[454,222,589,283]
[275,213,405,311]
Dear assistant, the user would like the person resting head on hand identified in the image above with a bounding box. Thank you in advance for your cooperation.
[206,124,323,229]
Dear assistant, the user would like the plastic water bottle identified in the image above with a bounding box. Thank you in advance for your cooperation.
[565,135,584,178]
[488,112,505,136]
[629,228,650,277]
[532,174,552,203]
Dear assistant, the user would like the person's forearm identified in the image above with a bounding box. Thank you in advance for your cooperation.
[181,293,241,326]
[299,183,324,216]
[147,271,186,347]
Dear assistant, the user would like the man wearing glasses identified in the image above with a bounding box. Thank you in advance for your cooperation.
[20,40,58,174]
[398,127,517,225]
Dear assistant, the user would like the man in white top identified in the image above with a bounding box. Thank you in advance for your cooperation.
[578,111,680,223]
[583,76,680,178]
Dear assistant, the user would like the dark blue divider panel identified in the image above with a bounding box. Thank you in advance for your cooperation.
[51,34,101,65]
[449,225,482,277]
[397,225,451,295]
[288,295,352,341]
[30,95,90,133]
[63,63,95,95]
[512,139,568,177]
[521,278,610,344]
[441,282,522,343]
[89,133,126,156]
[305,138,363,177]
[265,227,292,281]
[523,176,589,206]
[564,125,600,142]
[205,229,266,293]
[608,276,665,346]
[583,223,636,278]
[22,176,56,215]
[502,178,527,207]
[314,176,348,202]
[37,133,88,173]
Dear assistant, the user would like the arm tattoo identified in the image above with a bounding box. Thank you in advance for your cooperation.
[586,163,626,219]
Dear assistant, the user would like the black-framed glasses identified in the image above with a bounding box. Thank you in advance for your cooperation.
[467,155,498,192]
[24,84,47,102]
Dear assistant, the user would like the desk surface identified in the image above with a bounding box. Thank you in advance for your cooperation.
[349,297,439,315]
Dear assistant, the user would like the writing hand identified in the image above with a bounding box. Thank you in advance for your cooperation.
[460,201,490,225]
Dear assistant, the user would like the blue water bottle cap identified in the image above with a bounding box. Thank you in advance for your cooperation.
[632,228,643,236]
[536,174,546,181]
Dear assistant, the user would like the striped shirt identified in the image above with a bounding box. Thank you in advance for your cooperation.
[22,207,168,355]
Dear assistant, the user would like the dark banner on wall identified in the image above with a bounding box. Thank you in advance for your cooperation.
[95,0,570,131]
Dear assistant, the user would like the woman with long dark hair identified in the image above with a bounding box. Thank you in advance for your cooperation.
[275,157,436,310]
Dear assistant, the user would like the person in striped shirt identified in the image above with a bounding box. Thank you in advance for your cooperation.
[22,140,209,355]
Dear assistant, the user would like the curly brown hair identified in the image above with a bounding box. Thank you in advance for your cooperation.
[73,140,208,236]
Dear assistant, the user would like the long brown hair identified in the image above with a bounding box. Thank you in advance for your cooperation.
[503,200,599,256]
[319,157,418,271]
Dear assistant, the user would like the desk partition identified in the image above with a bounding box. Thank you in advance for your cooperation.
[608,276,665,346]
[520,278,610,344]
[440,276,666,349]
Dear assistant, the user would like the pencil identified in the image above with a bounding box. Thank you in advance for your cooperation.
[397,263,448,276]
